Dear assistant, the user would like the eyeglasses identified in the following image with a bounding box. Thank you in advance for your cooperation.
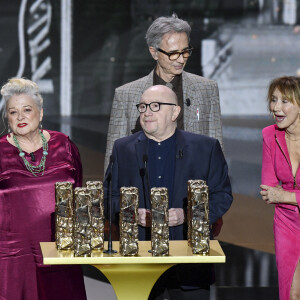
[136,102,177,113]
[157,47,193,61]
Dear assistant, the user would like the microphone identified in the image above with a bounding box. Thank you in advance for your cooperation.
[106,155,114,181]
[143,154,148,168]
[143,154,151,210]
[104,155,117,254]
[176,150,184,159]
[30,152,35,161]
[185,98,191,106]
[179,150,183,159]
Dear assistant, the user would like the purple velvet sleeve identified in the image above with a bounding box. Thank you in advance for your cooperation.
[69,138,83,188]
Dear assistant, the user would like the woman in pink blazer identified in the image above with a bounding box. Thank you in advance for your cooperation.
[261,76,300,300]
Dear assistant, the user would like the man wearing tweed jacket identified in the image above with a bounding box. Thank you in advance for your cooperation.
[104,14,223,172]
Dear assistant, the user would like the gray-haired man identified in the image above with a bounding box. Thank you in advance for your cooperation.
[104,14,224,257]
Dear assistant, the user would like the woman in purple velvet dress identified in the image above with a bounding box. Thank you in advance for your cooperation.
[0,78,87,300]
[260,76,300,300]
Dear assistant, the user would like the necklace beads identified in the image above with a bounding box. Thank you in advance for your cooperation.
[13,130,48,176]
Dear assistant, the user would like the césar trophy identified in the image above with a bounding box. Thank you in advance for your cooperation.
[74,187,92,256]
[151,187,169,256]
[119,187,139,256]
[86,181,105,250]
[187,180,210,255]
[55,182,74,250]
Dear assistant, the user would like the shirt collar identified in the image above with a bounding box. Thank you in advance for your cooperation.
[153,70,182,91]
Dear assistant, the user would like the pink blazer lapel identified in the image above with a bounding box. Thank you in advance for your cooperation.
[275,127,291,167]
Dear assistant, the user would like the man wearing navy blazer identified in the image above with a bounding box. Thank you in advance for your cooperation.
[105,85,232,299]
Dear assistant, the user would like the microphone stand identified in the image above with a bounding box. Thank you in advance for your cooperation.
[143,155,151,209]
[104,156,117,254]
[140,168,147,210]
[143,154,152,249]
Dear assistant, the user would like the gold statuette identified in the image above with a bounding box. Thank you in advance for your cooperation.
[187,180,210,255]
[151,187,169,256]
[86,181,105,250]
[74,187,92,256]
[55,182,74,250]
[119,187,139,256]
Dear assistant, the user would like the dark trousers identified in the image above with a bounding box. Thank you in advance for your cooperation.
[148,264,213,300]
[149,287,210,300]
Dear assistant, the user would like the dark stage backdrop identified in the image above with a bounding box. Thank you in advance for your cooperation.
[0,0,298,116]
[0,0,60,115]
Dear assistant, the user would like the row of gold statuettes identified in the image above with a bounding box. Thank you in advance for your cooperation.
[55,180,210,257]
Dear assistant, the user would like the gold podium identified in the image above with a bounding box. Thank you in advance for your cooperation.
[40,240,225,300]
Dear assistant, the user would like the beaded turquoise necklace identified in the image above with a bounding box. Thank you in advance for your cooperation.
[13,130,48,176]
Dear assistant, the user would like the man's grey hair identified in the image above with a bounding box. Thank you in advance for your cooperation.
[145,13,191,49]
[1,77,43,114]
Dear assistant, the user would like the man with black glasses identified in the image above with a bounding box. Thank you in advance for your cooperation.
[104,14,223,172]
[105,85,232,299]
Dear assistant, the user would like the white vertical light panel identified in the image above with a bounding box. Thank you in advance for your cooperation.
[0,0,27,111]
[60,0,72,116]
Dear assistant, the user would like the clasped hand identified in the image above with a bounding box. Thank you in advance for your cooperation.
[260,184,290,204]
[138,208,185,227]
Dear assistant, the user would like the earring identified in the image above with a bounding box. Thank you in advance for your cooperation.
[7,125,11,137]
[39,123,43,129]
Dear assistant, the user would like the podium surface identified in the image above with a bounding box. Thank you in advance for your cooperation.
[41,240,225,300]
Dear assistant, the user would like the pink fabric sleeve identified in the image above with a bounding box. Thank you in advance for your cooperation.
[295,192,300,208]
[261,134,279,186]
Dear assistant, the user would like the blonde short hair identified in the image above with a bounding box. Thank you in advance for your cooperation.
[267,76,300,111]
[1,78,43,113]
